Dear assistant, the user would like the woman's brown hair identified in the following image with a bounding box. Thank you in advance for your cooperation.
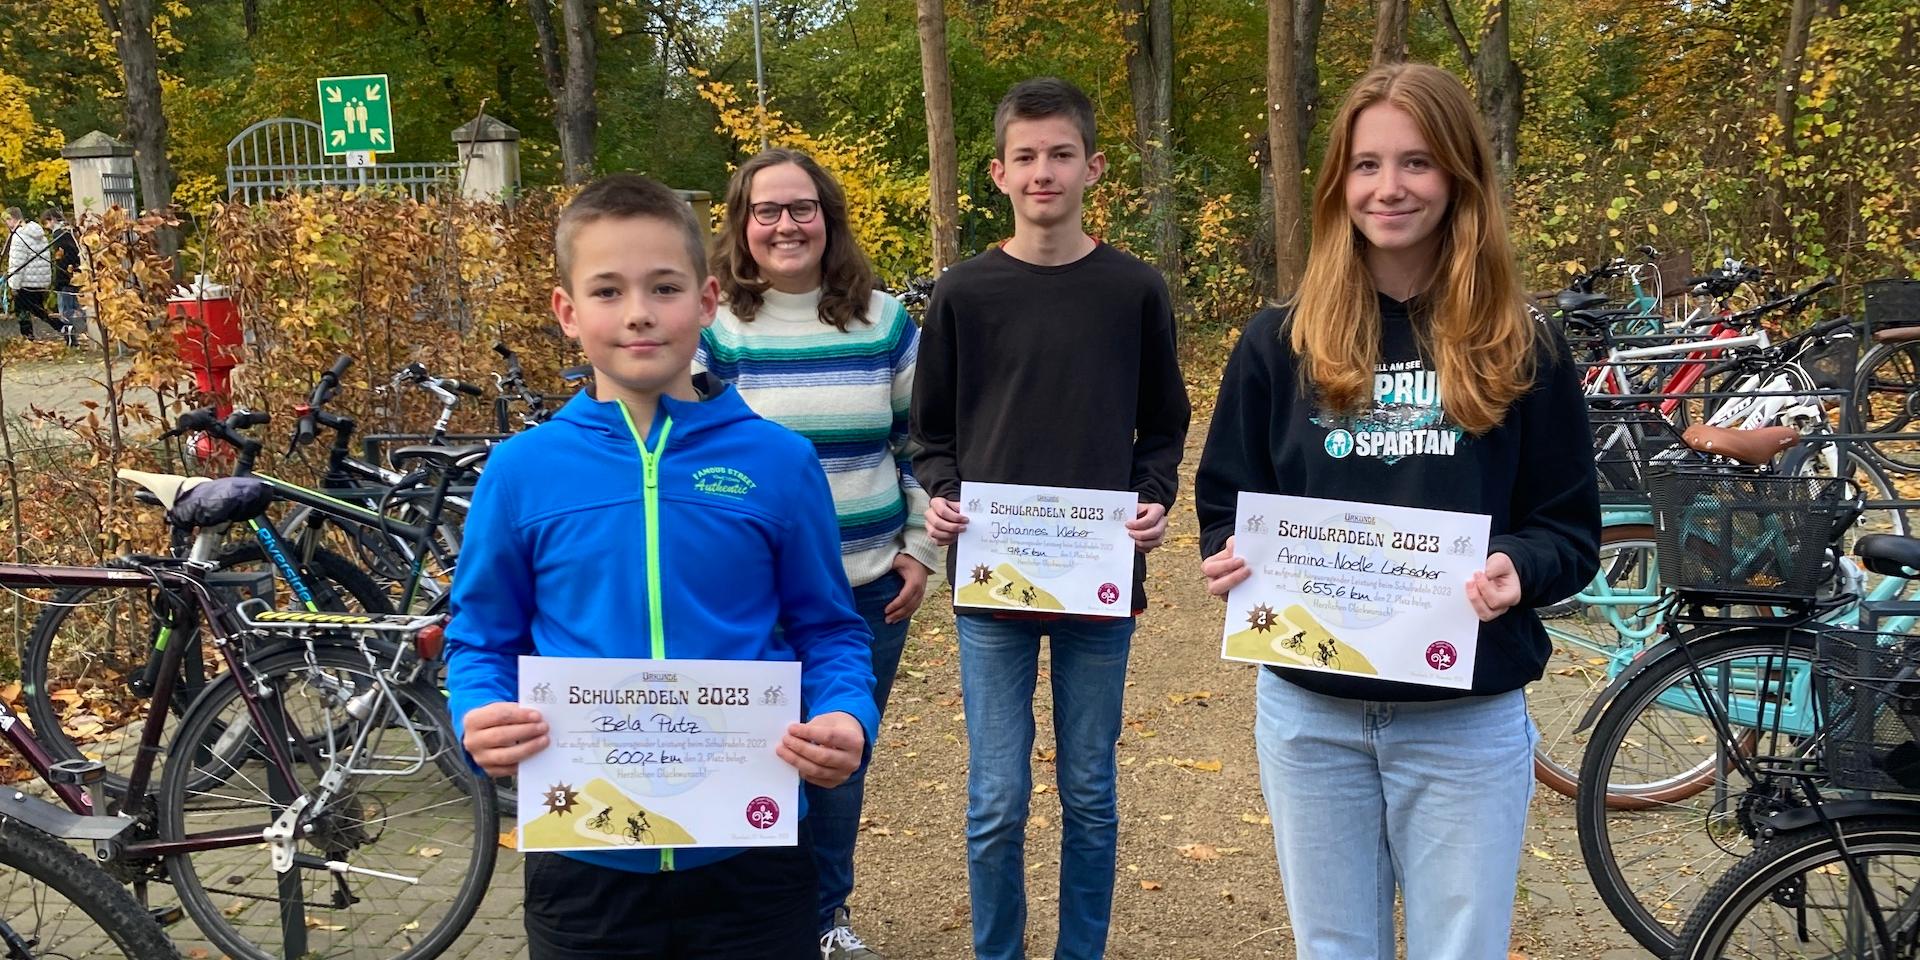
[1288,63,1536,435]
[712,148,876,330]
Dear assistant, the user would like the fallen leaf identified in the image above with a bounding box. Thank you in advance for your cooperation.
[498,830,517,849]
[1529,846,1555,861]
[419,846,443,858]
[1172,758,1224,773]
[187,950,209,959]
[1178,843,1220,861]
[1139,880,1163,891]
[867,826,893,837]
[1240,812,1271,826]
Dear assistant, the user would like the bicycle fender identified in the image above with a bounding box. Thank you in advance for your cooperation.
[1761,800,1920,836]
[1571,622,1762,733]
[1574,634,1692,734]
[0,791,135,842]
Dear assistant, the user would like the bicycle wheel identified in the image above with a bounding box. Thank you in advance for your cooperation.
[1673,816,1920,959]
[1534,523,1662,798]
[0,815,181,958]
[1576,625,1821,955]
[1852,339,1920,473]
[22,544,392,796]
[159,643,495,960]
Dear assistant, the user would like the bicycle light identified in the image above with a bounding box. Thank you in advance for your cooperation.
[415,623,445,661]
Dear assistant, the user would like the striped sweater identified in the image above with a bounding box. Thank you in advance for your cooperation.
[695,288,938,589]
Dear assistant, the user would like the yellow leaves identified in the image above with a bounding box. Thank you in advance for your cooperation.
[1661,200,1679,216]
[1171,757,1223,773]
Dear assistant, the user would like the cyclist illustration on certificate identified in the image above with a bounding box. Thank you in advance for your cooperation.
[1220,492,1490,689]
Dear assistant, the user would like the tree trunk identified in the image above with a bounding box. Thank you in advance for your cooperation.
[1371,0,1408,66]
[558,0,599,183]
[1122,0,1181,306]
[916,0,961,272]
[1294,0,1326,164]
[1770,0,1817,244]
[1472,0,1523,185]
[242,0,259,38]
[1774,0,1817,153]
[1267,0,1305,295]
[97,0,176,257]
[527,0,598,184]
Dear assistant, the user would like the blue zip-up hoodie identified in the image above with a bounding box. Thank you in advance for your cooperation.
[445,376,879,874]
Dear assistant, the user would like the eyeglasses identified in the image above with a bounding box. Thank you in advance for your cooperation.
[749,200,821,225]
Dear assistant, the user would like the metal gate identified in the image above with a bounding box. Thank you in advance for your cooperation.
[101,172,136,212]
[225,118,456,203]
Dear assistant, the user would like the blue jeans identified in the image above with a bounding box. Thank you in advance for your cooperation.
[806,570,910,933]
[958,613,1134,960]
[1254,669,1536,960]
[55,292,83,329]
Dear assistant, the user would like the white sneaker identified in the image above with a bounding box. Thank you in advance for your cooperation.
[819,908,885,960]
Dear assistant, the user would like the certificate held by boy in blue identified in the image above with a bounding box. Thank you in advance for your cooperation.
[952,481,1140,618]
[515,656,802,852]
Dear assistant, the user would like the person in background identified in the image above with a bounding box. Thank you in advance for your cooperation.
[698,147,937,960]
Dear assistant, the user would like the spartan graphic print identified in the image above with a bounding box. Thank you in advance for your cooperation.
[1311,359,1463,465]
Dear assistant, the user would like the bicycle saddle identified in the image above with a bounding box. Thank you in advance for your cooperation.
[1855,534,1920,578]
[1873,325,1920,344]
[1557,290,1611,314]
[1678,424,1800,465]
[118,470,274,528]
[387,443,490,472]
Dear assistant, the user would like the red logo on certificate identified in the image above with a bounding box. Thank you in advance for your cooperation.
[745,796,780,830]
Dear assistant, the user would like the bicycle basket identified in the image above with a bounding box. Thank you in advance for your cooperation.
[1815,629,1920,794]
[1865,278,1920,332]
[1645,468,1856,601]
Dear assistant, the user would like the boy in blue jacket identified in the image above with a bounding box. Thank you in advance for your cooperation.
[445,173,879,959]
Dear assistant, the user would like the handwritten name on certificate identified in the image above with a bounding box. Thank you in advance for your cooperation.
[953,481,1139,618]
[1220,494,1490,690]
[515,657,801,852]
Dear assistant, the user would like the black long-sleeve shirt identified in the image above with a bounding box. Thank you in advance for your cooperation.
[1195,293,1600,700]
[911,243,1192,610]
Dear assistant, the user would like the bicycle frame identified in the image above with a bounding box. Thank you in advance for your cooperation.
[0,561,306,858]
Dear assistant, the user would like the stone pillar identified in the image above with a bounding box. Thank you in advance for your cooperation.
[675,190,713,239]
[450,114,521,202]
[60,131,135,222]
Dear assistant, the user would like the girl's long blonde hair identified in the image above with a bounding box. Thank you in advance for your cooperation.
[1288,63,1535,435]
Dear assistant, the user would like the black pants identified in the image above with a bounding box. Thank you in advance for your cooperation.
[12,289,66,338]
[524,835,818,959]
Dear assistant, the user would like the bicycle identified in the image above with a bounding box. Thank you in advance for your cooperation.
[0,469,496,960]
[1668,619,1920,957]
[1568,465,1885,954]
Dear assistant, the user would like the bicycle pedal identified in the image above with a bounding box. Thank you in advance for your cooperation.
[148,905,184,927]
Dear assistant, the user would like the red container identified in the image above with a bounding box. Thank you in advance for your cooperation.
[168,281,243,412]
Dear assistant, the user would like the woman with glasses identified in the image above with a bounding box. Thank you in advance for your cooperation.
[696,147,934,960]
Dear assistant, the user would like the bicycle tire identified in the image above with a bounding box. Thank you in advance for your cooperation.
[1575,625,1821,956]
[160,643,495,960]
[1672,815,1920,959]
[0,815,181,958]
[21,543,393,796]
[1852,339,1920,473]
[1533,523,1660,799]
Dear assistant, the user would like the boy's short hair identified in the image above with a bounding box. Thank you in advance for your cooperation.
[993,77,1097,160]
[554,174,707,290]
[2,207,21,223]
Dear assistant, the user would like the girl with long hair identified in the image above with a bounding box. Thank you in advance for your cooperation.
[1193,63,1600,957]
[696,147,935,960]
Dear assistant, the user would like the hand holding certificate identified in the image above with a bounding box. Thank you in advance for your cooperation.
[1219,494,1491,689]
[514,657,802,852]
[953,481,1139,618]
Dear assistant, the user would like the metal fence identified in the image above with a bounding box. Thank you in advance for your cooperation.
[225,118,456,204]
